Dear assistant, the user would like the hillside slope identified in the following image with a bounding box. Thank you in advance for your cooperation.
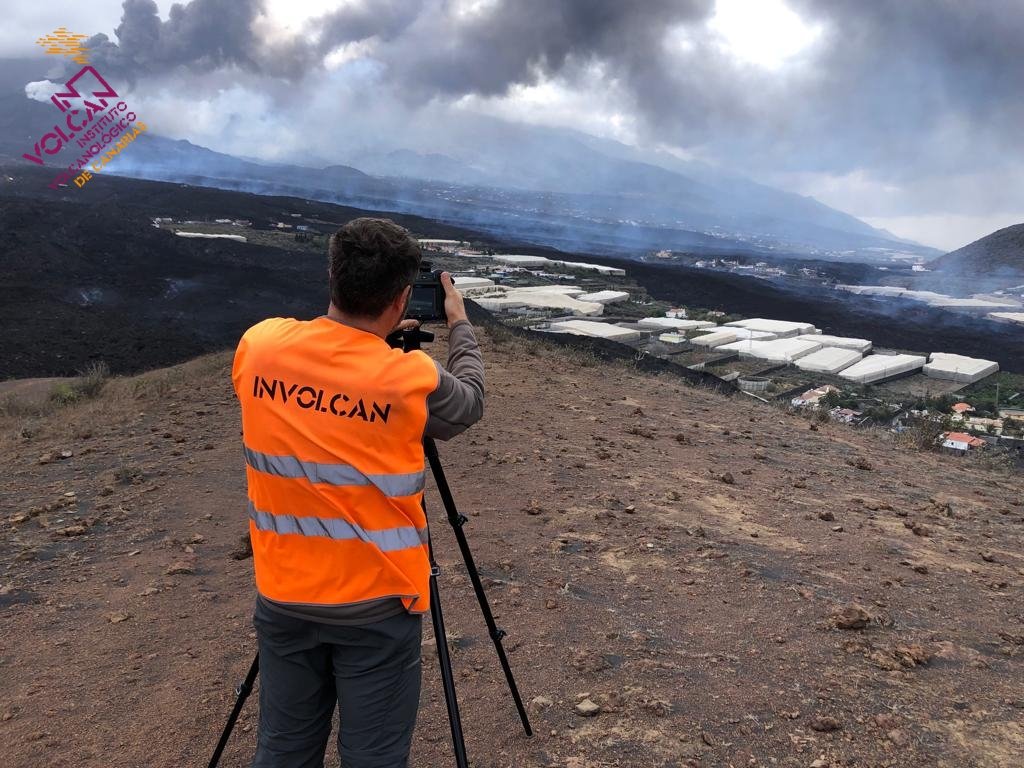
[932,223,1024,276]
[1,330,1021,768]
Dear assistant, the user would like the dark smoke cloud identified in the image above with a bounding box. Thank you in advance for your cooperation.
[87,0,261,77]
[85,0,422,81]
[84,1,1024,175]
[384,0,712,98]
[768,0,1024,178]
[382,0,1023,181]
[56,0,1024,240]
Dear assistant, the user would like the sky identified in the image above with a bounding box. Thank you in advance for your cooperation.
[5,0,1024,251]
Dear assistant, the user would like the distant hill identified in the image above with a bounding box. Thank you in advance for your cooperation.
[932,223,1024,275]
[341,119,942,261]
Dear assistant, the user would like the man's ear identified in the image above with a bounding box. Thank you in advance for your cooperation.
[394,285,412,314]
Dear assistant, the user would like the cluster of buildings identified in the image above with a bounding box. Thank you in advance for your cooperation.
[787,390,1022,454]
[948,402,1024,436]
[639,312,999,387]
[466,253,626,276]
[474,283,1012,457]
[939,400,1024,455]
[693,258,788,278]
[153,215,250,228]
[458,269,1002,391]
[419,238,469,253]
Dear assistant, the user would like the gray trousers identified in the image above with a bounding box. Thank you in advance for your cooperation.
[252,599,422,768]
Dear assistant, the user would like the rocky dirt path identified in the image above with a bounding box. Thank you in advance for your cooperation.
[1,328,1022,767]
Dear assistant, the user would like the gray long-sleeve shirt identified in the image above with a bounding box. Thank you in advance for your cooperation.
[426,319,485,441]
[258,319,485,626]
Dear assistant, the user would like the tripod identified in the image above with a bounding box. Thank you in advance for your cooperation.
[208,327,532,768]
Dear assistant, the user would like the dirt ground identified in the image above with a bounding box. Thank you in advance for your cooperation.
[1,327,1022,768]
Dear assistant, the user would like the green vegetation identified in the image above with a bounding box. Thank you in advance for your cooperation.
[863,404,897,422]
[686,308,742,324]
[821,389,859,410]
[959,371,1024,417]
[906,392,961,413]
[49,362,111,406]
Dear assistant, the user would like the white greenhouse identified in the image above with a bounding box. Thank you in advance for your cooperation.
[838,354,926,384]
[547,320,642,342]
[794,347,863,374]
[576,290,630,305]
[923,353,999,384]
[796,334,872,353]
[691,330,738,348]
[724,318,818,338]
[717,338,822,362]
[637,317,718,331]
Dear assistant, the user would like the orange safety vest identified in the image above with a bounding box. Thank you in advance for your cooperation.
[231,316,439,613]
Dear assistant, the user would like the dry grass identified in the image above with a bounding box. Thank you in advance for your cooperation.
[0,352,233,447]
[112,351,231,401]
[0,362,110,418]
[894,417,946,452]
[48,361,111,406]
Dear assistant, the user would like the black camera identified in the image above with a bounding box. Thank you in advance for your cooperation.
[407,262,447,322]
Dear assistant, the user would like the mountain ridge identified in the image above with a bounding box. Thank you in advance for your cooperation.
[932,222,1024,275]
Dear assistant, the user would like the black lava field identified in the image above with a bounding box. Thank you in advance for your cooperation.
[1,165,1021,378]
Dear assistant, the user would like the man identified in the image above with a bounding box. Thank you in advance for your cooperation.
[231,217,485,768]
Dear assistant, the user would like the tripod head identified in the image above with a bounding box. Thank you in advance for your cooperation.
[386,326,435,352]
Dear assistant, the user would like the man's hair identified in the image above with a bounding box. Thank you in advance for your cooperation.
[328,217,422,317]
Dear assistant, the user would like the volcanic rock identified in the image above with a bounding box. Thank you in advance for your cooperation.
[833,604,871,630]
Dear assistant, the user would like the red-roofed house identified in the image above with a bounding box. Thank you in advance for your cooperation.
[792,384,839,408]
[950,403,975,423]
[941,432,986,453]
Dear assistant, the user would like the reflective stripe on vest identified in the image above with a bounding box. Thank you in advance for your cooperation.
[244,446,426,497]
[248,501,428,551]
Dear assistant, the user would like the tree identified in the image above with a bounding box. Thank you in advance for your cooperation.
[822,390,842,409]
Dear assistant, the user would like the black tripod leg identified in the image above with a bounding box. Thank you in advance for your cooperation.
[208,653,259,768]
[424,439,533,737]
[427,534,470,768]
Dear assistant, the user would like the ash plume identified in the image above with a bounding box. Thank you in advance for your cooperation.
[83,0,422,81]
[21,0,1024,249]
[86,0,263,77]
[75,0,1024,174]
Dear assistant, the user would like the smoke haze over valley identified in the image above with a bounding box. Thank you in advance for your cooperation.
[5,0,1024,253]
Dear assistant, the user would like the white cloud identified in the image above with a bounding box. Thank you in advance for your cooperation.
[708,0,823,70]
[323,39,377,71]
[253,0,356,47]
[24,79,59,102]
[453,66,640,145]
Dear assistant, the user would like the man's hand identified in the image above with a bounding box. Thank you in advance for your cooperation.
[392,319,421,333]
[441,272,468,328]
